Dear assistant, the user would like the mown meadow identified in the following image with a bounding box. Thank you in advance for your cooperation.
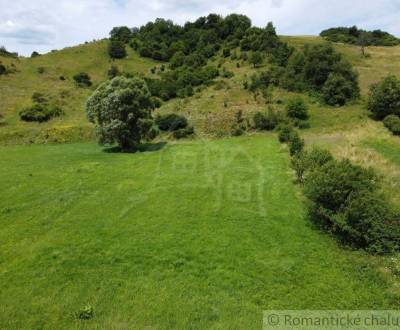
[1,136,399,329]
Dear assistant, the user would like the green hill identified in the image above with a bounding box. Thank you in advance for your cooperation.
[0,40,158,144]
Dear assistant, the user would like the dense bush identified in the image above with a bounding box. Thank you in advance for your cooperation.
[304,159,399,253]
[322,73,357,106]
[286,97,309,120]
[249,51,263,68]
[86,76,154,151]
[108,40,127,59]
[383,115,400,135]
[291,148,333,183]
[19,104,63,123]
[155,113,188,131]
[320,26,400,46]
[73,72,92,87]
[173,126,194,139]
[253,108,279,131]
[108,65,120,79]
[367,75,400,120]
[110,26,133,43]
[281,44,359,105]
[31,51,40,58]
[288,130,304,156]
[277,124,294,143]
[0,64,6,75]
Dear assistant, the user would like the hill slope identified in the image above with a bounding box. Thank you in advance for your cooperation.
[0,40,158,144]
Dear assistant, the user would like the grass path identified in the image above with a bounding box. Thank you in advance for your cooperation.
[0,135,398,329]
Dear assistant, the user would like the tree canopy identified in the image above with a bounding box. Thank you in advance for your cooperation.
[86,76,154,151]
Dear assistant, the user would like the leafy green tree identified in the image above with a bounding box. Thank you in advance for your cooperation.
[86,77,154,151]
[108,40,127,59]
[249,51,263,68]
[367,75,400,120]
[322,73,357,106]
[110,26,132,43]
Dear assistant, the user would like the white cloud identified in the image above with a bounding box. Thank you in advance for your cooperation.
[0,0,399,56]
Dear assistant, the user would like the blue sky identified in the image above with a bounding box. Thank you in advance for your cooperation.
[1,0,399,56]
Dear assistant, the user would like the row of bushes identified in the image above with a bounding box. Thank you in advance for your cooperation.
[279,128,400,254]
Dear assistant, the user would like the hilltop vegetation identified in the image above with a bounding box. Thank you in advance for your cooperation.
[321,26,400,46]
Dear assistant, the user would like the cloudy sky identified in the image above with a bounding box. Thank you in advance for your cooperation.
[1,0,400,56]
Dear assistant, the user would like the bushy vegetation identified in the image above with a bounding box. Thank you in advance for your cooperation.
[19,92,63,123]
[155,113,188,131]
[304,159,400,253]
[278,124,400,254]
[173,126,194,139]
[108,39,127,59]
[286,97,309,120]
[248,43,359,106]
[383,115,400,135]
[252,108,279,131]
[86,76,154,151]
[0,46,18,58]
[0,63,6,76]
[367,75,400,120]
[73,72,92,87]
[109,14,292,101]
[320,26,400,46]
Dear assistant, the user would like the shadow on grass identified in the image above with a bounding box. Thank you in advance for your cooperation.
[102,142,167,154]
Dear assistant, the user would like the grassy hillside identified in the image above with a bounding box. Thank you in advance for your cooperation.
[1,135,399,329]
[0,40,158,144]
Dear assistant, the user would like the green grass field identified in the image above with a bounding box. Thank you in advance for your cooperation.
[0,135,399,329]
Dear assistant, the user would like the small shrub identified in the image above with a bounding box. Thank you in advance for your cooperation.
[0,64,6,75]
[37,67,45,74]
[76,305,94,320]
[32,92,48,104]
[322,73,357,106]
[155,113,188,131]
[277,124,294,143]
[253,108,279,131]
[368,75,400,120]
[383,115,400,135]
[31,51,40,58]
[173,126,194,139]
[73,72,92,87]
[59,76,66,81]
[108,65,120,79]
[288,131,304,156]
[108,40,127,59]
[19,104,63,123]
[286,97,309,120]
[294,119,311,129]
